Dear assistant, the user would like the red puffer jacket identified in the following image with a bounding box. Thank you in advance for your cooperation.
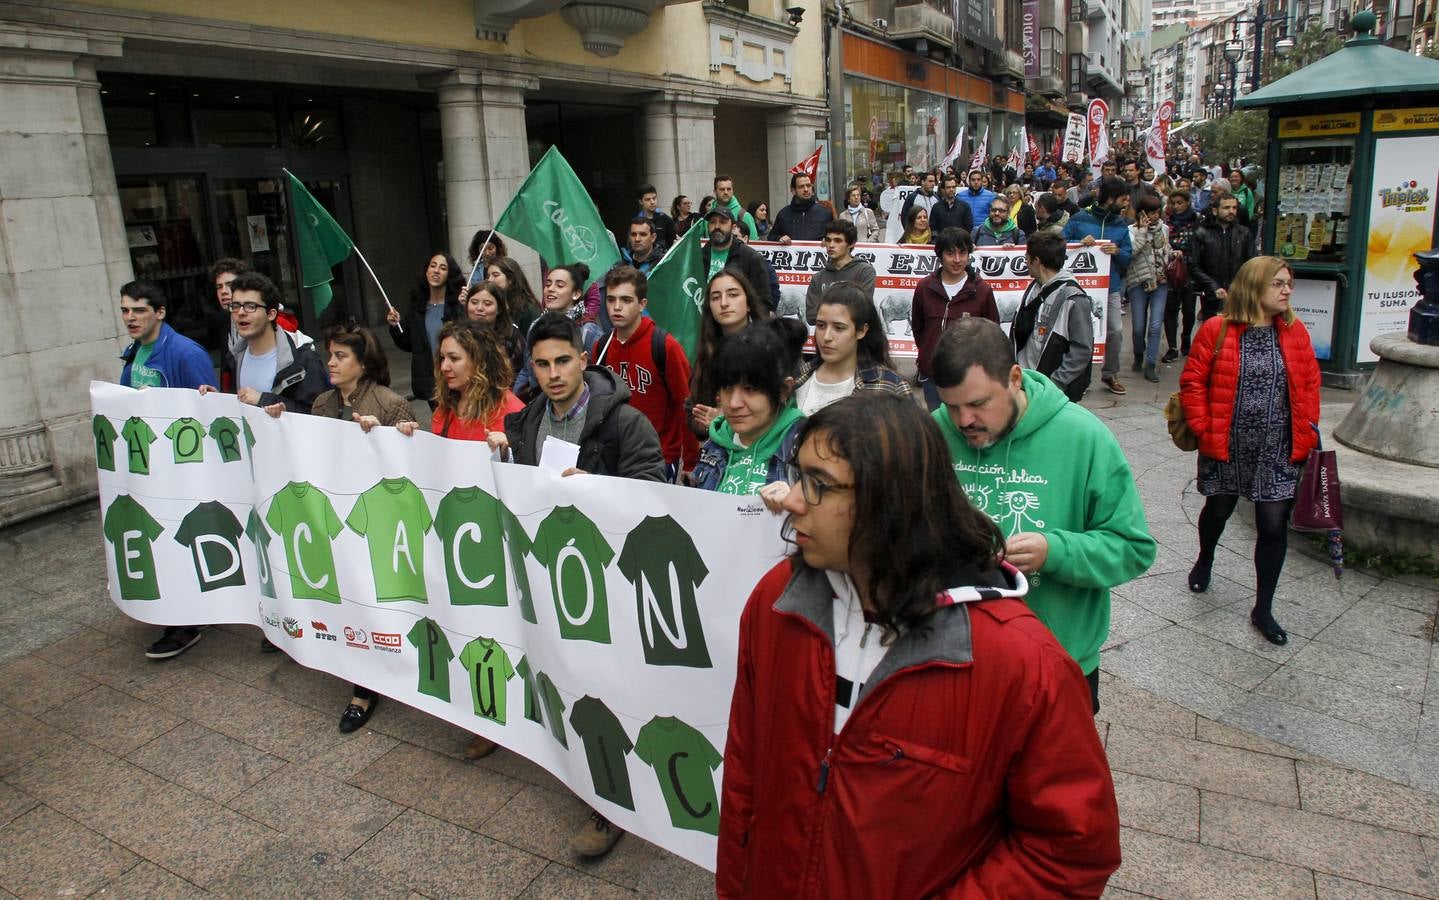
[716,560,1121,899]
[1179,315,1321,463]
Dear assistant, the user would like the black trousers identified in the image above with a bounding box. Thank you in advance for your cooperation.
[1164,283,1198,353]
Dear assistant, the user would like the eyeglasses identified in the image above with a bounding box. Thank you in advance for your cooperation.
[785,460,854,506]
[1270,279,1293,290]
[225,301,265,314]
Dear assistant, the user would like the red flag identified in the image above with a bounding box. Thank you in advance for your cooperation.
[1052,131,1063,161]
[789,146,822,180]
[1028,132,1041,164]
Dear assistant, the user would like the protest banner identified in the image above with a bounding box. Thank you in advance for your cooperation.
[91,382,787,870]
[748,241,1111,362]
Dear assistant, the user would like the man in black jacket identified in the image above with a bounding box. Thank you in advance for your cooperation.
[1190,195,1254,319]
[768,172,834,244]
[928,174,974,233]
[701,206,780,312]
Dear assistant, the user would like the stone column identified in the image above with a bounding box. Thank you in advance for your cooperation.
[643,94,718,210]
[427,68,537,266]
[0,24,125,525]
[765,106,829,220]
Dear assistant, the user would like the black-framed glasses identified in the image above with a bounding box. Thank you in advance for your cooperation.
[785,460,854,506]
[225,301,264,314]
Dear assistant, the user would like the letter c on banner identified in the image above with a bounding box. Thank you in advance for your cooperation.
[292,522,329,590]
[452,522,495,591]
[667,751,712,819]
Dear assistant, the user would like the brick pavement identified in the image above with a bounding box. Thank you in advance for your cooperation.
[0,355,1436,897]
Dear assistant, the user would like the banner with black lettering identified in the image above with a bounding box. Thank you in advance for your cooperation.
[750,241,1111,362]
[89,381,787,870]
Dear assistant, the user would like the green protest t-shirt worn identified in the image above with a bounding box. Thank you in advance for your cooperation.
[174,501,246,592]
[265,482,344,603]
[569,696,636,810]
[530,506,615,643]
[617,515,712,668]
[93,415,118,472]
[121,417,157,475]
[536,671,569,748]
[102,494,164,601]
[246,508,277,599]
[209,417,244,463]
[164,417,207,464]
[127,341,163,388]
[458,636,515,723]
[434,487,510,608]
[707,245,731,280]
[635,716,723,835]
[346,477,433,603]
[515,655,543,725]
[406,617,454,701]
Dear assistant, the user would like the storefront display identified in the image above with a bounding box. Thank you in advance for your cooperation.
[1273,140,1354,264]
[844,77,948,184]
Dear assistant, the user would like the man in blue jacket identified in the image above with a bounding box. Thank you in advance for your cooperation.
[959,169,998,224]
[119,280,215,390]
[1063,177,1133,395]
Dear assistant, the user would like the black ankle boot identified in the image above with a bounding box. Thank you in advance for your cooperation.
[1188,557,1213,593]
[1250,608,1288,645]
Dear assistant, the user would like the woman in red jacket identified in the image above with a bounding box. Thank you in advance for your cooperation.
[1179,256,1321,645]
[430,320,523,442]
[718,393,1120,899]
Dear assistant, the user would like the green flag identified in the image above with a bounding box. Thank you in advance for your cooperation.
[286,172,354,316]
[493,147,619,289]
[645,218,705,358]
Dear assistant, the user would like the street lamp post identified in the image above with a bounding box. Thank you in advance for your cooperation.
[1226,3,1297,96]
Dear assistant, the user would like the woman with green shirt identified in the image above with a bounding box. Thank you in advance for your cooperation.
[689,318,807,498]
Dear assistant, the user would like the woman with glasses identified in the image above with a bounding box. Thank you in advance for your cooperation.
[1180,256,1321,646]
[387,250,462,410]
[716,393,1121,897]
[689,318,808,500]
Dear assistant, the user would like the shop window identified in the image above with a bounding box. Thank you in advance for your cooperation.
[843,77,947,186]
[118,176,215,342]
[100,78,192,148]
[194,86,279,148]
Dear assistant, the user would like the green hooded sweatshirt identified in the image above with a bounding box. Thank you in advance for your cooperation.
[722,195,760,241]
[932,370,1155,674]
[709,404,805,495]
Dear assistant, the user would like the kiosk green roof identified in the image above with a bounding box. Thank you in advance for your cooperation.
[1235,11,1439,108]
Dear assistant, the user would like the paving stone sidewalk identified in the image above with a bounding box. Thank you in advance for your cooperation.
[0,355,1435,898]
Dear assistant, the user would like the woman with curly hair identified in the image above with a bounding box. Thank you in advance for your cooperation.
[431,320,523,441]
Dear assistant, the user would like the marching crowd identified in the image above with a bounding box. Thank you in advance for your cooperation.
[112,140,1320,894]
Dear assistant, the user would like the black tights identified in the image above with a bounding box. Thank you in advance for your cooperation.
[1195,495,1294,614]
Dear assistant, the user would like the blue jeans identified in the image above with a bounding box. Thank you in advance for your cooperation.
[1127,282,1169,366]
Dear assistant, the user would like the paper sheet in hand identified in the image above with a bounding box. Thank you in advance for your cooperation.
[539,436,580,472]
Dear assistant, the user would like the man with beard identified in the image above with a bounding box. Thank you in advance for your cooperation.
[768,172,835,244]
[1191,195,1254,319]
[931,318,1155,714]
[700,206,780,312]
[928,173,975,233]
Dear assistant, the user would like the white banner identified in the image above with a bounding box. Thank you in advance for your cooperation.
[1062,113,1087,165]
[1357,135,1439,362]
[90,382,788,870]
[750,241,1111,362]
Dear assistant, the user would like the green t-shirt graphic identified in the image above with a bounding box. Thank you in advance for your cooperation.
[503,508,537,623]
[617,515,712,668]
[458,637,515,722]
[530,506,614,643]
[121,417,157,475]
[265,482,344,603]
[209,417,244,463]
[93,415,118,472]
[346,477,432,603]
[174,501,246,591]
[242,417,256,454]
[102,494,164,601]
[635,716,724,835]
[569,696,636,810]
[246,509,277,599]
[536,671,569,748]
[406,617,455,701]
[164,417,206,464]
[434,487,513,608]
[515,655,543,725]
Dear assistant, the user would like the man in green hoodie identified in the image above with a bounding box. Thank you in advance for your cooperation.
[930,318,1155,712]
[714,174,759,241]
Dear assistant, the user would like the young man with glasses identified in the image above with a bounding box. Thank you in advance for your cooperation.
[215,271,329,414]
[717,393,1121,896]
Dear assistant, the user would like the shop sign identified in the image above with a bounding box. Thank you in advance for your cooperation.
[1277,113,1361,138]
[1373,107,1439,132]
[1357,135,1439,363]
[1023,0,1040,78]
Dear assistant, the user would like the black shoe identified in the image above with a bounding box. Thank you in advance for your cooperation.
[1250,609,1288,645]
[1144,364,1160,383]
[259,638,281,653]
[339,697,378,734]
[1162,349,1180,363]
[146,626,202,660]
[1188,558,1213,593]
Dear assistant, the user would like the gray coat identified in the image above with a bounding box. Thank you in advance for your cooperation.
[804,257,877,323]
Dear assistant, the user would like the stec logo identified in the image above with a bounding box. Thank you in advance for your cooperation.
[312,621,337,642]
[344,626,370,649]
[372,632,401,653]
